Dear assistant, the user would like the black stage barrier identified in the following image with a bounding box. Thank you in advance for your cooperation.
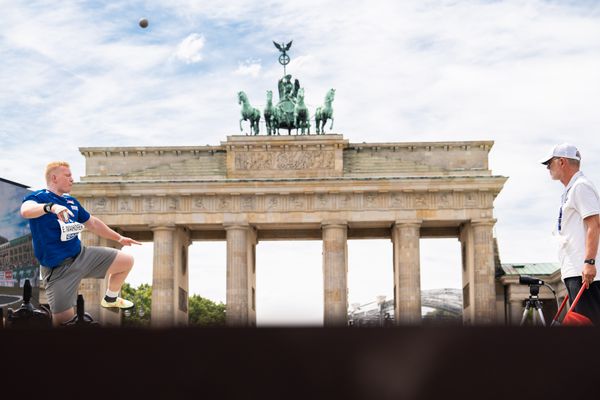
[0,326,596,399]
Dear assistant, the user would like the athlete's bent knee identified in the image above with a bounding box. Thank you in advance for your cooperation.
[110,251,134,273]
[121,252,134,270]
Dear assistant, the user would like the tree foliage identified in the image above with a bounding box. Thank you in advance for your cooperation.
[121,282,152,327]
[188,294,226,327]
[120,283,225,327]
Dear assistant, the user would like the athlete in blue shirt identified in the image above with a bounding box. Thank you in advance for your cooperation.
[21,161,141,326]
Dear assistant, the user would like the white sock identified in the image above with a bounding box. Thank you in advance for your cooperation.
[105,289,119,299]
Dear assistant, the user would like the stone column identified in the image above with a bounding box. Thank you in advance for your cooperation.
[151,225,176,327]
[459,224,473,324]
[174,227,192,326]
[248,228,257,326]
[471,219,497,324]
[225,223,255,326]
[392,221,422,325]
[322,221,348,327]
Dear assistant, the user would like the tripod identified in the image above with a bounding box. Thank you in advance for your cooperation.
[520,284,547,326]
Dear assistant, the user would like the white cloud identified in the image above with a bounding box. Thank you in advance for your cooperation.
[234,59,262,77]
[173,33,205,64]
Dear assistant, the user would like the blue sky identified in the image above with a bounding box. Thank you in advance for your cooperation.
[1,0,599,324]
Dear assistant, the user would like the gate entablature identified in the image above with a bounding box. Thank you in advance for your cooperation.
[72,176,502,229]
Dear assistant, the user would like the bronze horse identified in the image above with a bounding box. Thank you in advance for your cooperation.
[315,88,335,134]
[238,91,260,135]
[263,90,280,135]
[294,88,310,135]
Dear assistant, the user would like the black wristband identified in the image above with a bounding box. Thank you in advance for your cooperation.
[43,202,54,214]
[584,258,596,265]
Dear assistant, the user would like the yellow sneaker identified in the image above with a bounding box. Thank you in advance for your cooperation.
[101,297,134,310]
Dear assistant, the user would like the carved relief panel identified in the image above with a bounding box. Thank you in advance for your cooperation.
[234,150,335,171]
[314,193,333,210]
[226,136,346,178]
[288,194,306,211]
[240,195,256,211]
[119,198,132,212]
[337,193,354,209]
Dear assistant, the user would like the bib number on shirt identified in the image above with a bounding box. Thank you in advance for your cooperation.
[58,220,86,242]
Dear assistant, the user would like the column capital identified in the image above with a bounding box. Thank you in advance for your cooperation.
[321,220,348,229]
[393,220,422,228]
[149,224,176,232]
[223,222,252,231]
[470,218,497,227]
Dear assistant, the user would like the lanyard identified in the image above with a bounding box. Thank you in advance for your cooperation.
[558,174,581,232]
[558,203,565,232]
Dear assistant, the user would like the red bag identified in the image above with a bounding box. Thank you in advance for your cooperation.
[551,283,593,326]
[562,311,592,325]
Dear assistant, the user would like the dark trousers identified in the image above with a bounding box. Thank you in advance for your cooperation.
[564,277,600,325]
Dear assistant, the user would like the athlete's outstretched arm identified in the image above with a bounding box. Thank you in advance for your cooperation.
[83,216,141,246]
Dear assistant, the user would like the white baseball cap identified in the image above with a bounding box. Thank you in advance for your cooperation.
[539,143,581,165]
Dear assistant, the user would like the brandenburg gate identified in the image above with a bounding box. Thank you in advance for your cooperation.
[72,134,506,327]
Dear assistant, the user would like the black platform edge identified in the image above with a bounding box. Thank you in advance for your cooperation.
[0,326,595,399]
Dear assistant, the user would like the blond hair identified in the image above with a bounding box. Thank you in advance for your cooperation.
[45,161,70,183]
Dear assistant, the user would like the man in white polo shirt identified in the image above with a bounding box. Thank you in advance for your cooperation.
[541,143,600,324]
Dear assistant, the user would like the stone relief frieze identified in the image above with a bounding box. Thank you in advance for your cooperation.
[314,193,332,210]
[167,197,180,211]
[266,195,282,211]
[234,150,335,171]
[390,193,403,208]
[337,193,353,209]
[94,197,108,212]
[465,192,478,207]
[364,192,382,209]
[414,193,429,209]
[216,196,231,211]
[390,192,414,209]
[288,194,305,210]
[143,197,157,212]
[240,196,256,211]
[82,190,491,214]
[119,198,132,212]
[480,192,494,207]
[192,196,208,210]
[438,192,452,209]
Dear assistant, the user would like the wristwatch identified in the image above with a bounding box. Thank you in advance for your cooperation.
[43,202,54,214]
[584,258,596,265]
